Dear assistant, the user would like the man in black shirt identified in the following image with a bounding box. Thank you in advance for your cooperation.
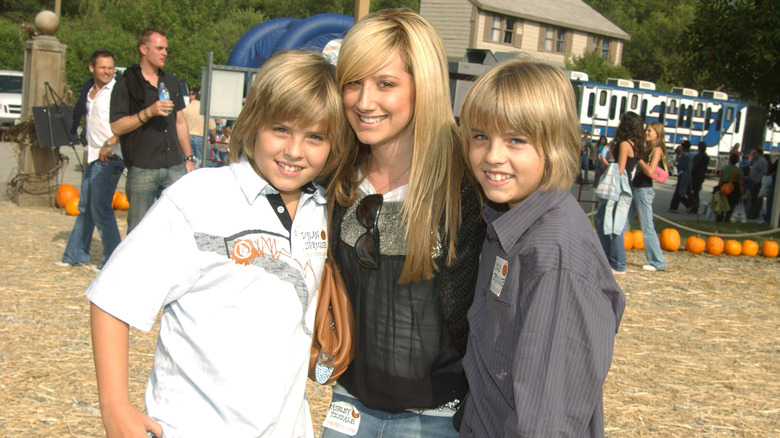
[110,27,195,232]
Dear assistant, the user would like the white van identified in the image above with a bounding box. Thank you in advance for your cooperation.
[0,70,23,128]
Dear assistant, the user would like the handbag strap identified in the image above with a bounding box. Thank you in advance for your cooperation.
[656,146,668,172]
[729,167,738,183]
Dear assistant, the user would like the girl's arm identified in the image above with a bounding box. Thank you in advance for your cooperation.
[617,141,632,174]
[91,303,162,438]
[598,148,609,166]
[636,146,663,177]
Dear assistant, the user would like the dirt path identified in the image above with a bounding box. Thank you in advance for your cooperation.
[0,199,777,436]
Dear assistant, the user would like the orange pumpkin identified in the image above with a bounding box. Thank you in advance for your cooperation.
[55,184,79,208]
[659,228,680,251]
[741,240,759,257]
[724,240,742,256]
[112,190,120,207]
[761,240,779,258]
[685,236,706,254]
[64,197,80,216]
[706,236,724,256]
[624,231,634,250]
[632,230,645,250]
[114,193,130,211]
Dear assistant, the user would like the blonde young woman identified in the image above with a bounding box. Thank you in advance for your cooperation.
[323,8,485,438]
[627,122,667,271]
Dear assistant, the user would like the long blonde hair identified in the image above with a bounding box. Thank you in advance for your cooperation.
[330,8,465,283]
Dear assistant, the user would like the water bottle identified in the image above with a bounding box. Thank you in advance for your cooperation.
[158,81,170,115]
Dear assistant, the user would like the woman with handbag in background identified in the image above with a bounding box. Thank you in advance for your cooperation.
[323,9,485,437]
[625,121,667,271]
[594,112,641,275]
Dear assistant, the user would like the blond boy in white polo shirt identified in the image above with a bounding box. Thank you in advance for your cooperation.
[87,50,347,438]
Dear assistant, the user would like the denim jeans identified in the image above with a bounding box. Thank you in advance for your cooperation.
[189,134,204,168]
[580,154,590,182]
[625,187,666,270]
[594,202,627,271]
[125,164,185,233]
[62,159,125,266]
[321,393,459,438]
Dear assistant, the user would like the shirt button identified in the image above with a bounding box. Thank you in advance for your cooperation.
[276,206,285,214]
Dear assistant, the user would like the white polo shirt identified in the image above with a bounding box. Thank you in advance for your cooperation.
[86,158,327,437]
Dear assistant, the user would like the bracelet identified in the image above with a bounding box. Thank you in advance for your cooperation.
[137,112,145,123]
[184,155,195,162]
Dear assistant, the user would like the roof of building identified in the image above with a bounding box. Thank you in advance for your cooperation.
[471,0,630,40]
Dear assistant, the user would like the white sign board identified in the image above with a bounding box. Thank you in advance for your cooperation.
[208,69,245,119]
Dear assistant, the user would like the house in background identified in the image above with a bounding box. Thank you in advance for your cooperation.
[420,0,630,67]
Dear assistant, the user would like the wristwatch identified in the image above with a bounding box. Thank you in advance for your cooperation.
[184,155,195,162]
[102,140,111,148]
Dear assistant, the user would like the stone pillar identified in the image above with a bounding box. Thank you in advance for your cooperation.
[12,10,68,207]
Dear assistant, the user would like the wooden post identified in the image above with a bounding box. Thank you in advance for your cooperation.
[354,0,370,23]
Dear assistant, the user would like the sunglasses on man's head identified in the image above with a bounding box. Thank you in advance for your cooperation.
[355,194,383,269]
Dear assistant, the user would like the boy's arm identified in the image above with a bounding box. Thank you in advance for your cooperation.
[176,110,195,173]
[507,270,619,436]
[91,303,162,438]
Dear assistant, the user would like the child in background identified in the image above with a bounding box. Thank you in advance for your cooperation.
[87,50,346,438]
[457,59,626,437]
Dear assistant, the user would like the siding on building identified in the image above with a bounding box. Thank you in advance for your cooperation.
[422,0,629,67]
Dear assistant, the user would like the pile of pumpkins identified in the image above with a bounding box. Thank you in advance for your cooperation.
[625,227,778,258]
[55,184,129,216]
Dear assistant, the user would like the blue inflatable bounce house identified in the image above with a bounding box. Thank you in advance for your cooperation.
[227,13,354,68]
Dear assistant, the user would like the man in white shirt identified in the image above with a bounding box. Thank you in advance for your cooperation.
[58,49,124,270]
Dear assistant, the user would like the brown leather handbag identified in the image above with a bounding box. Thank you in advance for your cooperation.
[309,259,355,385]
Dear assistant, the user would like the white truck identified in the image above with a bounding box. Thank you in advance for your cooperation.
[0,70,23,129]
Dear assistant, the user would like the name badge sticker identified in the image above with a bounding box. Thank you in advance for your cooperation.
[323,401,360,436]
[299,229,328,258]
[490,256,508,297]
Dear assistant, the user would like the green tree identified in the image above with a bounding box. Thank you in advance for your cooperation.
[679,0,780,125]
[0,19,27,71]
[584,0,697,91]
[565,50,631,83]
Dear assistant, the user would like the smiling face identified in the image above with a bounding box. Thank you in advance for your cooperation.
[341,54,415,150]
[89,55,115,88]
[469,128,545,209]
[252,121,331,203]
[645,125,658,142]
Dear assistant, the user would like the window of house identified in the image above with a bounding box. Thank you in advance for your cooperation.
[544,27,554,52]
[556,28,566,53]
[487,14,517,46]
[491,16,502,42]
[504,17,515,44]
[592,36,610,59]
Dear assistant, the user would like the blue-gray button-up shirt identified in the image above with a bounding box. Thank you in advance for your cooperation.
[460,189,625,437]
